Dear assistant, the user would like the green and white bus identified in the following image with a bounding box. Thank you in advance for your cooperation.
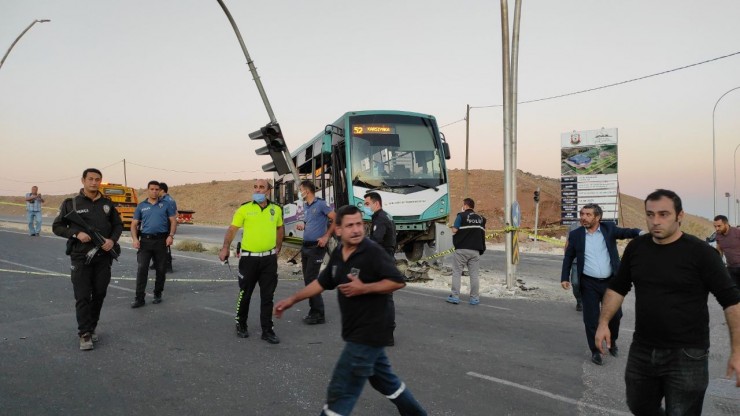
[272,110,452,261]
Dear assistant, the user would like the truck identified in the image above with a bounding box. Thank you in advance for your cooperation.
[98,183,139,228]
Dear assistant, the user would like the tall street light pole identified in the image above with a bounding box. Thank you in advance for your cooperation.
[713,86,740,217]
[0,19,50,72]
[500,0,522,289]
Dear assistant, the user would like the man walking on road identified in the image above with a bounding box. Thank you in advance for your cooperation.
[219,179,283,344]
[446,198,486,306]
[596,189,740,414]
[25,185,45,236]
[52,168,123,350]
[296,180,336,325]
[560,203,641,365]
[130,180,177,308]
[714,214,740,287]
[365,191,397,346]
[274,205,427,416]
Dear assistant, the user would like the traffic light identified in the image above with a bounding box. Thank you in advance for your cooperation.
[533,190,540,203]
[249,122,291,175]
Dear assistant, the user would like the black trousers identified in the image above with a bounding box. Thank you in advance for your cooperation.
[135,237,168,299]
[727,266,740,287]
[581,274,622,353]
[301,245,326,315]
[70,254,112,336]
[236,254,278,331]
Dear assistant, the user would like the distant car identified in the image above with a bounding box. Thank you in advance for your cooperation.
[706,231,717,249]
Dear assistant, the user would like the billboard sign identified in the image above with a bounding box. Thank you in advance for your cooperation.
[560,128,619,225]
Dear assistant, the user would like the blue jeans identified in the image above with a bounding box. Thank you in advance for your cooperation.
[322,342,426,416]
[625,341,709,416]
[27,211,42,235]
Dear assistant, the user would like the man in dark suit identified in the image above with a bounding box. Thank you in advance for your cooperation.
[561,203,642,365]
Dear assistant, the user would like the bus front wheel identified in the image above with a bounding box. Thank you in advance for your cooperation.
[403,242,425,262]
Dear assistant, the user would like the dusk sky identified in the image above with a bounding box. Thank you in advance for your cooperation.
[2,1,740,223]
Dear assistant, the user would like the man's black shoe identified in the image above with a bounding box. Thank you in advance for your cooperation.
[576,302,583,312]
[302,313,325,325]
[236,323,249,338]
[609,343,619,357]
[591,352,603,365]
[152,295,162,304]
[130,299,145,309]
[261,331,280,344]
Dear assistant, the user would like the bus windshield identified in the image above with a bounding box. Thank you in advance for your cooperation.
[349,114,445,193]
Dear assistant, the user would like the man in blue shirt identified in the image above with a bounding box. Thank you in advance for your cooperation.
[295,180,336,325]
[25,186,45,236]
[150,182,177,273]
[130,180,177,308]
[561,203,641,365]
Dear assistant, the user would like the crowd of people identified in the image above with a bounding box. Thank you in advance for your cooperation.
[43,168,739,415]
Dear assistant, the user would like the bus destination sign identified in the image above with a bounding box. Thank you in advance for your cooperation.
[352,125,395,135]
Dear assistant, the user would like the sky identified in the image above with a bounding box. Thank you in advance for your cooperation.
[2,0,740,223]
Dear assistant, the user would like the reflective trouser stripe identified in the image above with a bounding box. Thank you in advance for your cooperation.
[385,382,406,400]
[235,289,244,322]
[322,404,343,416]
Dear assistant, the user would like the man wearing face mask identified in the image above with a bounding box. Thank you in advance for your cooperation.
[219,179,284,344]
[296,180,336,325]
[446,198,487,305]
[364,192,397,346]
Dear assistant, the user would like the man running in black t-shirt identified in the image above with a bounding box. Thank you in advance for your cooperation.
[274,205,426,416]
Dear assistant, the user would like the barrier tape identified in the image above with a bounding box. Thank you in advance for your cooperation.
[0,201,58,211]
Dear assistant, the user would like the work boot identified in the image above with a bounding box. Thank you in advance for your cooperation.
[236,322,249,338]
[79,333,94,351]
[302,312,325,325]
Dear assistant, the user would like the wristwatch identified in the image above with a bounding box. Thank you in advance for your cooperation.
[168,234,174,238]
[72,233,78,239]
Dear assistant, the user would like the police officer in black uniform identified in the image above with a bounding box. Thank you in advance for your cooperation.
[364,191,398,346]
[446,198,487,305]
[52,168,123,351]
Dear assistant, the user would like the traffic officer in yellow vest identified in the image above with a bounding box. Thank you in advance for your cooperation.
[219,179,284,344]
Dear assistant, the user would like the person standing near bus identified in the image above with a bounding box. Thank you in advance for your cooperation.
[296,180,336,325]
[130,180,177,308]
[219,179,283,344]
[25,186,45,236]
[364,191,397,346]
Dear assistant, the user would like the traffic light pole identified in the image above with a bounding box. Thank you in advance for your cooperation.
[216,0,301,185]
[533,187,540,246]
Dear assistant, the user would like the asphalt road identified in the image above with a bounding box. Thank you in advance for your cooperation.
[1,224,737,415]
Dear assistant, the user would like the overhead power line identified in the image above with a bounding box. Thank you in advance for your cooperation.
[440,50,740,128]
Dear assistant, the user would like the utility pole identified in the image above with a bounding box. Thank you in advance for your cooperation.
[500,0,522,289]
[123,158,128,186]
[464,104,470,198]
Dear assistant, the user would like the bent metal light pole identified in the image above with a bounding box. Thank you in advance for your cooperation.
[0,19,50,72]
[713,86,740,218]
[215,0,301,184]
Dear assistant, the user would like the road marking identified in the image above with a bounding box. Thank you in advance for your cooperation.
[402,288,511,310]
[467,371,631,415]
[202,306,234,317]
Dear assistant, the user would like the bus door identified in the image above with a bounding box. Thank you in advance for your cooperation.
[331,141,348,208]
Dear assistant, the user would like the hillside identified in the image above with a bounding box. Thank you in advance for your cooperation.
[0,171,714,239]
